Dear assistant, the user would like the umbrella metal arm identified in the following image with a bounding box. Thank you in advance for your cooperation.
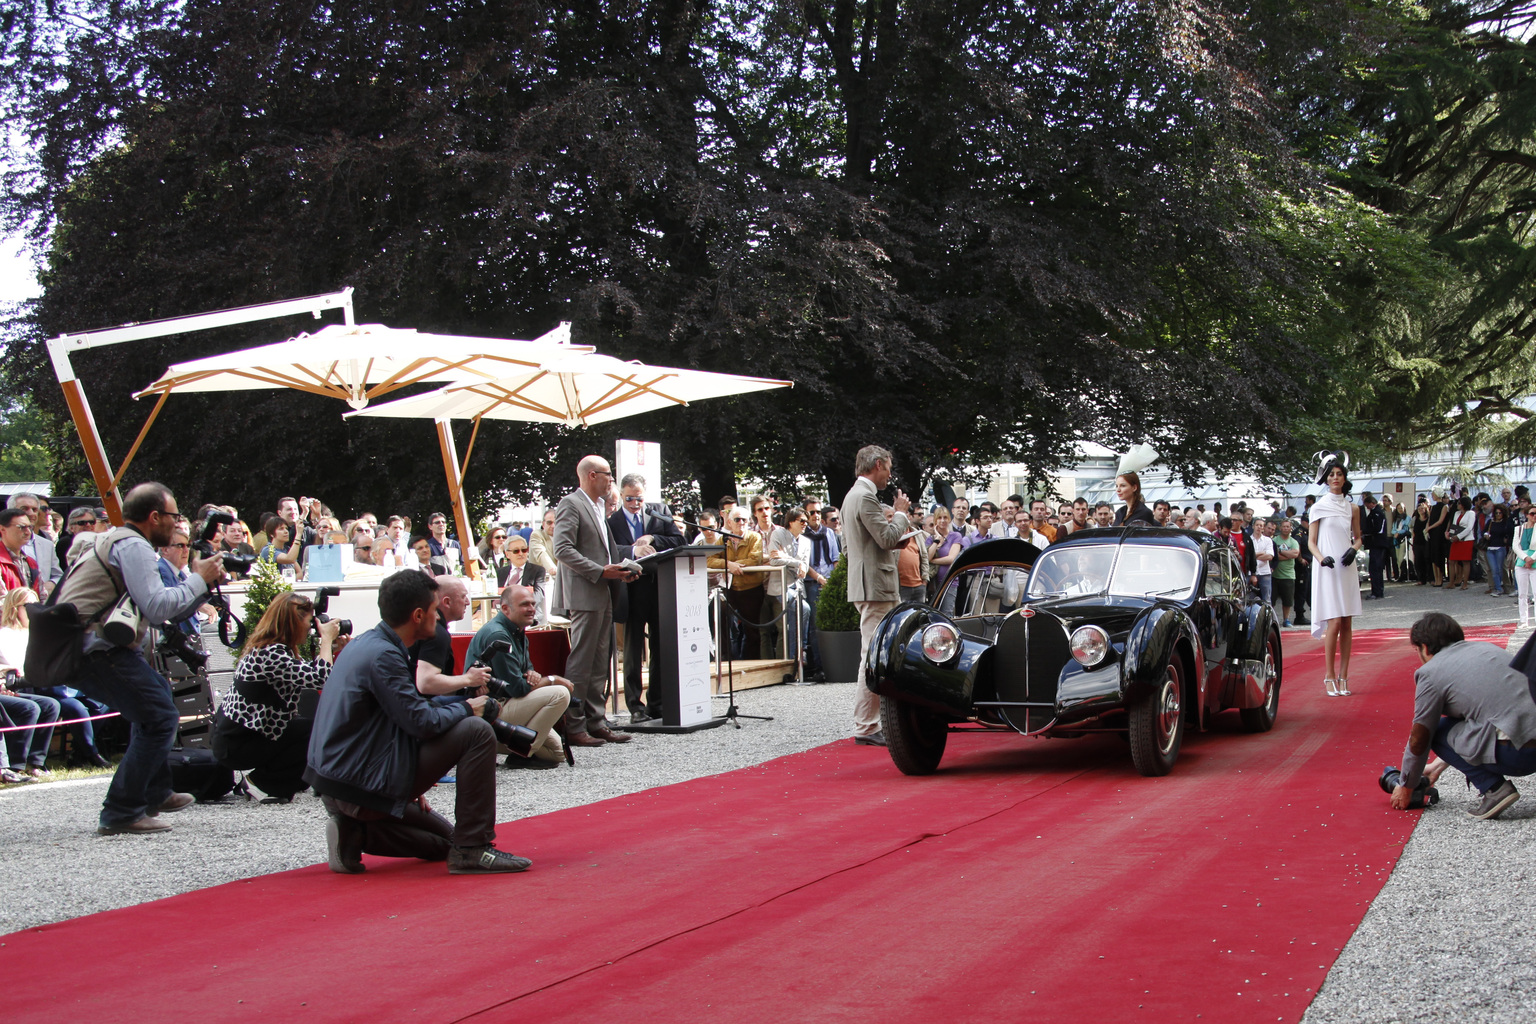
[46,289,354,524]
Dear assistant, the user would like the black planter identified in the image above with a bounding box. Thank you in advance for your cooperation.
[817,629,863,683]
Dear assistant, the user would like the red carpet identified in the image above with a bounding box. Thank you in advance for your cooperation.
[3,625,1510,1023]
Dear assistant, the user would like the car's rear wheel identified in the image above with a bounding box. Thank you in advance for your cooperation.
[881,696,948,775]
[1128,656,1184,776]
[1240,631,1282,733]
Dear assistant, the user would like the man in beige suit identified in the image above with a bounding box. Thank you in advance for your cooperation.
[552,455,638,746]
[840,444,911,745]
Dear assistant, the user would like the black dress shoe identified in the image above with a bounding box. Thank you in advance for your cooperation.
[504,754,560,770]
[628,711,655,724]
[853,731,888,746]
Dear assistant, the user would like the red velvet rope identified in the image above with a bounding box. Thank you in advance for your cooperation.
[0,710,121,734]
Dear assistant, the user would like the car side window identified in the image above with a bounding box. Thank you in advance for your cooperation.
[1221,548,1243,597]
[1204,551,1225,597]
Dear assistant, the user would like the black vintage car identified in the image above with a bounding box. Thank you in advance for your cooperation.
[866,526,1282,777]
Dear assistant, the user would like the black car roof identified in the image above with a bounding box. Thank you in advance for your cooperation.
[1049,525,1210,553]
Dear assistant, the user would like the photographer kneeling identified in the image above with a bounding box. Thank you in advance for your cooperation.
[212,593,344,803]
[465,583,571,770]
[1394,611,1536,820]
[304,571,530,874]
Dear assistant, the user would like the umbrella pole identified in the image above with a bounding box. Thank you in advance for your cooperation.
[435,417,481,581]
[59,378,124,525]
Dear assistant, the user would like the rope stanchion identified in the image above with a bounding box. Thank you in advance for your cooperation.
[0,711,121,734]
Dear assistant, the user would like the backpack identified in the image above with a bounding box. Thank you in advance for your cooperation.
[167,746,240,802]
[23,528,138,689]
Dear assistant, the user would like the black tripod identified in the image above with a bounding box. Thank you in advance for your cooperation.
[713,586,773,728]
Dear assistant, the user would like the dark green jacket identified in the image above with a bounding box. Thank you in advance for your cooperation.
[465,612,532,699]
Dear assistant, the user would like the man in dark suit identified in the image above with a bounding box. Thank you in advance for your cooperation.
[553,455,638,746]
[608,473,686,723]
[1361,492,1388,600]
[499,535,547,623]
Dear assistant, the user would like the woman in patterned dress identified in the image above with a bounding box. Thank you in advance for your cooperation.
[211,592,346,802]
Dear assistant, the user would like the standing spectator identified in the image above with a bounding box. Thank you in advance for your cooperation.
[749,495,775,538]
[1360,492,1388,600]
[1514,506,1536,626]
[527,508,558,575]
[424,513,461,573]
[950,497,973,538]
[988,496,1023,539]
[380,516,411,565]
[258,515,303,571]
[1093,502,1114,527]
[929,506,964,612]
[1026,498,1059,542]
[1484,504,1513,598]
[1152,500,1173,527]
[553,455,639,746]
[1272,518,1300,626]
[825,506,843,540]
[1409,499,1430,585]
[1446,495,1476,591]
[1427,490,1451,587]
[800,501,838,680]
[1064,498,1091,536]
[839,445,911,746]
[1252,518,1275,609]
[766,508,813,668]
[1391,502,1410,581]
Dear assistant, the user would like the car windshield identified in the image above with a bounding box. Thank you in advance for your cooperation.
[1026,543,1199,600]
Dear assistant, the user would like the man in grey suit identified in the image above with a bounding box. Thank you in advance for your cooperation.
[840,444,911,746]
[553,455,638,746]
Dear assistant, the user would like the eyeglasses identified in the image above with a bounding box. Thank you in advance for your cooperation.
[491,533,506,540]
[74,520,97,527]
[355,545,372,552]
[167,542,189,549]
[508,547,528,554]
[622,495,644,504]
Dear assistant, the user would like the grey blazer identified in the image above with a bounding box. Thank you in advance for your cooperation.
[839,476,910,604]
[553,489,617,612]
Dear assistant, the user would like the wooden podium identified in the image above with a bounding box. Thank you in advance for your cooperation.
[623,544,727,733]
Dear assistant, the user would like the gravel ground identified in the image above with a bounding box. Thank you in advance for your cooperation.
[6,580,1532,1024]
[1302,580,1536,1024]
[0,681,852,935]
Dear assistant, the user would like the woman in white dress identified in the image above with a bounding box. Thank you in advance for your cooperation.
[1308,454,1362,696]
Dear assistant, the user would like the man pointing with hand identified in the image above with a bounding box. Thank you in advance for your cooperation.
[841,445,911,747]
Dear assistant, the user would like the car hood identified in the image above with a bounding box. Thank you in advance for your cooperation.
[1024,594,1164,634]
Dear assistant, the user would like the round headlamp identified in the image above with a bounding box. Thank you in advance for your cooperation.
[1069,625,1110,667]
[921,622,960,664]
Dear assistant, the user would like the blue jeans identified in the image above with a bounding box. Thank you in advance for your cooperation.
[1488,547,1509,595]
[32,685,108,755]
[802,580,823,674]
[1256,575,1273,606]
[73,648,178,827]
[1431,716,1536,794]
[0,691,60,768]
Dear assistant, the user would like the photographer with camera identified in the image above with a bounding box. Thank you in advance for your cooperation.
[55,483,224,834]
[1393,612,1536,820]
[304,570,531,874]
[465,584,571,769]
[211,592,345,803]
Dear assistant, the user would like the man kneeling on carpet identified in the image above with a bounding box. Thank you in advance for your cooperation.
[465,584,571,770]
[304,570,531,874]
[1393,612,1536,820]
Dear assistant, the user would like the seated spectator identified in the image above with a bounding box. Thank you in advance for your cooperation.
[8,492,60,598]
[0,507,40,591]
[1395,613,1536,820]
[213,592,345,802]
[0,643,60,779]
[465,584,571,769]
[92,507,110,533]
[305,571,529,874]
[58,506,98,566]
[0,588,112,768]
[479,525,512,585]
[380,516,410,565]
[709,507,770,658]
[156,524,204,637]
[410,535,449,576]
[258,514,303,570]
[501,535,546,622]
[348,527,379,566]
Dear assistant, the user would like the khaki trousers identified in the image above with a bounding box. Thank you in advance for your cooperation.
[852,600,895,737]
[498,685,570,761]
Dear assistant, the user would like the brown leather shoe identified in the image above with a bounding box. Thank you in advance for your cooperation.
[591,726,632,743]
[567,730,607,747]
[149,792,196,815]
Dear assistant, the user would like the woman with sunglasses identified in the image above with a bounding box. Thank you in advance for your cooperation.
[1513,506,1536,626]
[478,526,513,586]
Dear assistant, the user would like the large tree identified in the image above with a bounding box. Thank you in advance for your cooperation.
[0,0,1452,517]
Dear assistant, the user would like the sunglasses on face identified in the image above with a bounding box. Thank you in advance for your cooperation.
[509,547,528,554]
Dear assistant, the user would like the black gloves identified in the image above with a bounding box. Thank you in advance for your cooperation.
[1341,547,1358,566]
[1320,555,1336,568]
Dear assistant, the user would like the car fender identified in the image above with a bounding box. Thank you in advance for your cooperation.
[1122,604,1203,720]
[1224,599,1280,709]
[864,603,979,717]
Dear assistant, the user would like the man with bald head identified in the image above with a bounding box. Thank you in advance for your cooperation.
[553,455,638,746]
[466,584,572,768]
[409,577,492,699]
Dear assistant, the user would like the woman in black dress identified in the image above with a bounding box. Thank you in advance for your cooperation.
[1112,472,1157,526]
[1426,490,1450,586]
[1410,499,1430,585]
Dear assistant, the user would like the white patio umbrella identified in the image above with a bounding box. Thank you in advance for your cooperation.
[343,351,793,428]
[133,321,589,410]
[125,321,592,579]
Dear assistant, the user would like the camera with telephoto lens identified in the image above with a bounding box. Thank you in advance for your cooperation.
[311,586,352,639]
[196,512,258,576]
[1379,766,1440,808]
[464,640,535,754]
[469,638,516,701]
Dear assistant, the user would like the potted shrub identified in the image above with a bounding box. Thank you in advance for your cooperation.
[815,554,864,682]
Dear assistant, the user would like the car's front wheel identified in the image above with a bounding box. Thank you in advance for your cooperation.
[1128,656,1184,776]
[881,696,948,775]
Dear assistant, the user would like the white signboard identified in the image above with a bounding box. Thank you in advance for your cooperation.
[615,440,662,503]
[671,553,713,726]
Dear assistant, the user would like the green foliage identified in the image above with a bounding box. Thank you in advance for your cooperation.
[815,553,858,632]
[238,556,290,658]
[0,396,53,483]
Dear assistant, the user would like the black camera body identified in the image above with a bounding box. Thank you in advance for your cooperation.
[197,512,257,575]
[1380,766,1440,808]
[312,586,353,639]
[469,639,515,700]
